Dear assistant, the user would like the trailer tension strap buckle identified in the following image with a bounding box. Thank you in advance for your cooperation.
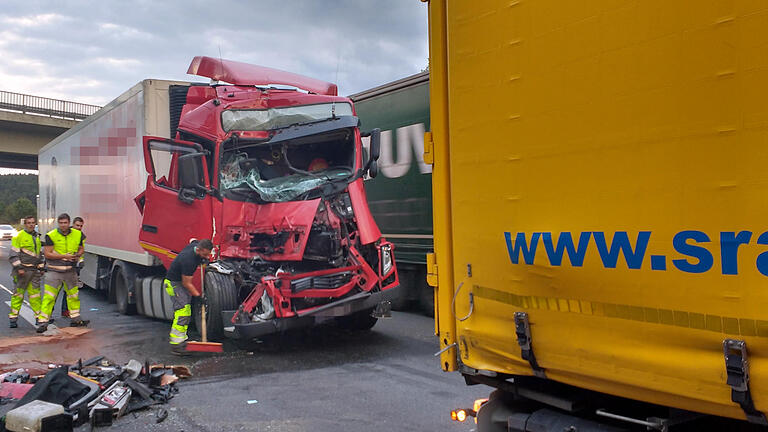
[514,312,546,379]
[723,339,768,425]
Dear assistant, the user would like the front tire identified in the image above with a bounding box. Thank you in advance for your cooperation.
[193,271,238,341]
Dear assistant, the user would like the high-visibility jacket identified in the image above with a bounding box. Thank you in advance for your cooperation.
[45,228,83,271]
[9,229,42,269]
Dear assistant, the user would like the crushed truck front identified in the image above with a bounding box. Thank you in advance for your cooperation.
[137,57,401,339]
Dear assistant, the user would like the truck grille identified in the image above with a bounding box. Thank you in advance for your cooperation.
[290,271,352,293]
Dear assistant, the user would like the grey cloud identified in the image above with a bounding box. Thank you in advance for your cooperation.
[0,1,428,105]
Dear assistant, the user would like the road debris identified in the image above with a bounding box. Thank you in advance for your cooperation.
[155,407,168,423]
[0,327,90,349]
[0,356,190,430]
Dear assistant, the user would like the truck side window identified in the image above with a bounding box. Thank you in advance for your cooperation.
[148,142,205,191]
[150,148,178,190]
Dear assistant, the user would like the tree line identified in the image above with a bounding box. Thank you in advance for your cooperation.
[0,174,38,225]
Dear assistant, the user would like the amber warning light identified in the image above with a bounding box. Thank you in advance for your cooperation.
[450,398,487,423]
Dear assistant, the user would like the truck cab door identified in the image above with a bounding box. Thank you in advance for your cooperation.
[139,136,214,268]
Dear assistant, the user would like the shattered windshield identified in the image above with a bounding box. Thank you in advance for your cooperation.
[222,103,353,132]
[219,127,357,203]
[220,153,350,202]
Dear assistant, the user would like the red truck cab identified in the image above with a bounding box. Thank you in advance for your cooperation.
[136,57,400,339]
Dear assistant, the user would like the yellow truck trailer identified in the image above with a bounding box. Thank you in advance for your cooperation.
[426,1,768,430]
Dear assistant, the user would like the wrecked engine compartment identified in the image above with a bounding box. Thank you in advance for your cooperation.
[216,191,384,323]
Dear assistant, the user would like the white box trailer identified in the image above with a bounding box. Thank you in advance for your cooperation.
[38,79,192,319]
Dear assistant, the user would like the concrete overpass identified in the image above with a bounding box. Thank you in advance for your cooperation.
[0,91,101,169]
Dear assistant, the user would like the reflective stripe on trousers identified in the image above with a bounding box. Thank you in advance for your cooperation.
[9,270,41,319]
[165,279,191,345]
[40,273,81,321]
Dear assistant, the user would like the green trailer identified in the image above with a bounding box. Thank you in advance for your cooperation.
[350,72,433,313]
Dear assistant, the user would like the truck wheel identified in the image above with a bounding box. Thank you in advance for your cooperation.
[335,308,378,331]
[112,264,137,315]
[193,271,238,341]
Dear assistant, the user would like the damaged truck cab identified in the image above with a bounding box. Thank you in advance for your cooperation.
[136,57,400,339]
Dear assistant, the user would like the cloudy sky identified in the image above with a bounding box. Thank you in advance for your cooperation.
[0,1,429,106]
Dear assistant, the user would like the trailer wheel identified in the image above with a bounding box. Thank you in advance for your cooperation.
[475,390,518,432]
[335,308,378,331]
[112,263,136,315]
[193,271,238,341]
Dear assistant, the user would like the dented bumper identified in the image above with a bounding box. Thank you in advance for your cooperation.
[222,283,404,339]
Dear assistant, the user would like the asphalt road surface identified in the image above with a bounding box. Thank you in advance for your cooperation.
[0,239,489,431]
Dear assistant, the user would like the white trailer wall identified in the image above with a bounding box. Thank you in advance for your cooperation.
[38,79,191,267]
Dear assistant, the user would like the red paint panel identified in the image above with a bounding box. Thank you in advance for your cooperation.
[188,56,338,96]
[176,101,221,143]
[348,178,382,245]
[219,198,321,261]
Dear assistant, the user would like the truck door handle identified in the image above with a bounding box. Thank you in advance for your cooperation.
[142,225,158,233]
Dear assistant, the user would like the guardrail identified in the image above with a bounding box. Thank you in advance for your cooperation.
[0,90,101,121]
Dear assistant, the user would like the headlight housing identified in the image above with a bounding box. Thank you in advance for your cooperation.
[381,245,393,275]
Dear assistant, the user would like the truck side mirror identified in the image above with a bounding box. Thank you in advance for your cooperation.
[178,153,204,190]
[369,128,381,162]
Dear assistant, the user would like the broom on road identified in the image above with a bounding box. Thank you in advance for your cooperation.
[186,266,224,353]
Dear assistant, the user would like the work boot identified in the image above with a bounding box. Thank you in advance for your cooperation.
[36,323,48,333]
[70,318,90,327]
[170,342,190,357]
[9,319,18,328]
[47,318,55,324]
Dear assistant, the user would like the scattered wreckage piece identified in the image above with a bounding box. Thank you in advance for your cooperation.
[5,400,72,432]
[0,327,91,349]
[0,357,187,431]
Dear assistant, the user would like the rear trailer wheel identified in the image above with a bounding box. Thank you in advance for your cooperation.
[477,391,524,432]
[112,265,136,315]
[335,307,378,331]
[193,271,238,341]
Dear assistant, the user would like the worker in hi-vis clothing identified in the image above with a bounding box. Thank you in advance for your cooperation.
[60,216,84,319]
[8,216,44,328]
[37,213,90,332]
[165,239,212,356]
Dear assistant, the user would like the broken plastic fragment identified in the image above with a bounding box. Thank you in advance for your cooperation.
[160,374,179,386]
[247,400,258,405]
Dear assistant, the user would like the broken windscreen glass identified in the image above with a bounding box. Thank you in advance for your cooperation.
[221,103,353,132]
[220,153,351,202]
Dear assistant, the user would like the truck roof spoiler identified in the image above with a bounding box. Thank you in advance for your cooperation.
[187,56,338,96]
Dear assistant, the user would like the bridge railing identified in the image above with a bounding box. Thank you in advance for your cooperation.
[0,90,101,121]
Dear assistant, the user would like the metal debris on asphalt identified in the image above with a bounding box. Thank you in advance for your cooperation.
[0,356,189,430]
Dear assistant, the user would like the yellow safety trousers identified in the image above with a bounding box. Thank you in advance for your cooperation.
[9,273,41,320]
[40,281,81,321]
[165,279,191,345]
